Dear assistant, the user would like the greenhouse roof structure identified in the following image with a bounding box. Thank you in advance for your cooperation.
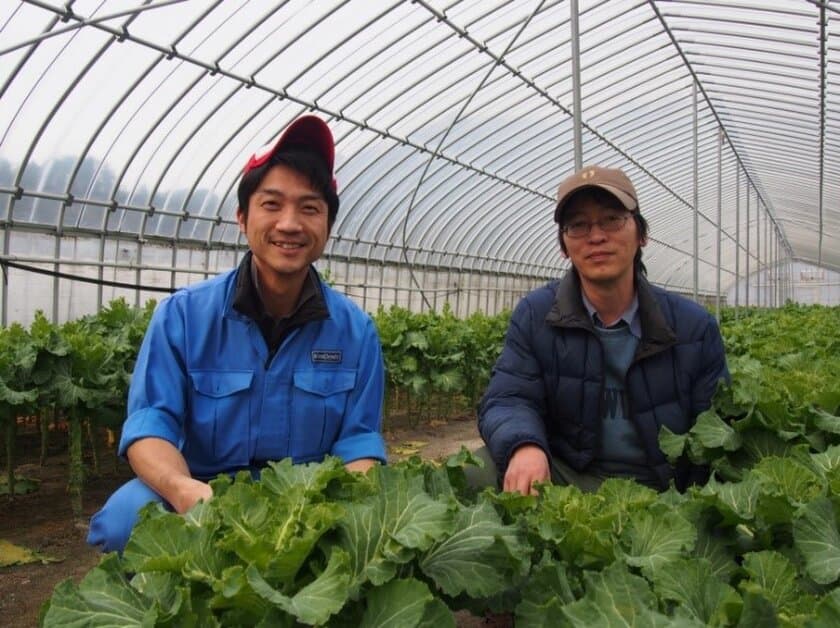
[0,0,837,319]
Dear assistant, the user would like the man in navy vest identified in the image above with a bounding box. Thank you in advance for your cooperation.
[88,116,386,552]
[476,165,728,495]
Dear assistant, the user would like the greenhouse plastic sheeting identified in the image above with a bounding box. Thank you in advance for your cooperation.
[0,0,837,320]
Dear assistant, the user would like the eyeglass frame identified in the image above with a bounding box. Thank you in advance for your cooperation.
[559,211,634,239]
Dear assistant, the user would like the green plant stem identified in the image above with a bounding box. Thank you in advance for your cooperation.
[86,419,99,477]
[68,413,84,519]
[5,415,14,502]
[112,428,120,474]
[39,407,50,467]
[383,388,393,426]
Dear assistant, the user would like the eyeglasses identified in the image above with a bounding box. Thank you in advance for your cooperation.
[561,213,631,238]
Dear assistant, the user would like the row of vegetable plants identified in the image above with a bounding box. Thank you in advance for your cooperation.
[0,301,510,511]
[373,304,508,423]
[0,299,155,516]
[39,303,840,626]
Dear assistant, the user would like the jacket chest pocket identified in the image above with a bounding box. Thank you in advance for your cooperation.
[291,368,356,459]
[187,370,254,467]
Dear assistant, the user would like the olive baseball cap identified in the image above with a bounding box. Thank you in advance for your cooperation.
[554,165,638,223]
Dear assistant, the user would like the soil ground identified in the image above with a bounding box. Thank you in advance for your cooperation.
[0,414,509,628]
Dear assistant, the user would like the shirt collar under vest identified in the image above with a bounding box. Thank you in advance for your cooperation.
[232,252,329,352]
[545,270,676,359]
[581,290,641,338]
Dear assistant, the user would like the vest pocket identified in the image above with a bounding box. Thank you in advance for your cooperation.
[291,368,356,457]
[187,370,254,466]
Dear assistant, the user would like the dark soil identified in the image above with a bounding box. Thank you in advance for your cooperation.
[0,457,134,628]
[0,415,510,627]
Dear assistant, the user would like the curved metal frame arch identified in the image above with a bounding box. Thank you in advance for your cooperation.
[2,0,837,320]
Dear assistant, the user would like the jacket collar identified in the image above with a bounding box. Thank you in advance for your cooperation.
[545,270,594,331]
[545,270,676,359]
[225,251,329,325]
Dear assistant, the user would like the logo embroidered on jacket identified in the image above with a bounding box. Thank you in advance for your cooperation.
[311,350,342,363]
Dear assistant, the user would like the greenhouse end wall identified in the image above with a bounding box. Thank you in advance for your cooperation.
[725,261,840,308]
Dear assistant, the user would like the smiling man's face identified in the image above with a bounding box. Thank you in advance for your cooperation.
[560,191,644,290]
[237,163,329,288]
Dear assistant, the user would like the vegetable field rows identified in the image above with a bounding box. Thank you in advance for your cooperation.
[34,304,840,626]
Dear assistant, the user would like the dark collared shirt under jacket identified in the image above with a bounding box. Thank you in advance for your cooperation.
[232,252,329,358]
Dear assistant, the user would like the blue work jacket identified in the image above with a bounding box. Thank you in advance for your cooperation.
[118,266,386,479]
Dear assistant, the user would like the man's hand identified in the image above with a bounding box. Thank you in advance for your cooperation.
[345,458,377,474]
[169,476,213,514]
[503,444,550,496]
[126,437,212,514]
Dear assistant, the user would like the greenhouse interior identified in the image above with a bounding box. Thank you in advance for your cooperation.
[3,2,840,628]
[1,0,838,326]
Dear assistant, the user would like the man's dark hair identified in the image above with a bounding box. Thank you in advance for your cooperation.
[237,147,339,230]
[556,187,648,276]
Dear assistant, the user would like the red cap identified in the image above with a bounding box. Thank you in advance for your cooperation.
[242,115,337,191]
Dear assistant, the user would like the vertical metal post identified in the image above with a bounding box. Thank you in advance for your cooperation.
[783,244,787,304]
[135,241,144,308]
[819,4,826,268]
[97,235,105,311]
[429,256,441,312]
[755,194,761,307]
[484,263,491,315]
[775,233,779,306]
[0,228,12,327]
[170,245,178,293]
[781,247,785,304]
[715,128,722,319]
[779,236,784,304]
[343,250,351,307]
[773,228,777,306]
[52,234,60,322]
[789,257,793,303]
[772,230,777,307]
[784,254,793,302]
[735,168,740,310]
[377,257,384,310]
[745,187,750,307]
[1,228,8,326]
[454,267,462,316]
[781,253,785,304]
[444,263,452,312]
[362,250,370,312]
[570,0,583,169]
[779,242,783,304]
[692,82,699,302]
[763,208,768,307]
[395,263,401,309]
[767,230,772,307]
[768,230,773,307]
[778,243,782,304]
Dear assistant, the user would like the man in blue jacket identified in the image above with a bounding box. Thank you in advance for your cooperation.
[88,116,387,552]
[476,165,728,496]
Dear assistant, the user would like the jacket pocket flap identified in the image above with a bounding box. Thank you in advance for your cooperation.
[190,370,254,398]
[293,369,356,397]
